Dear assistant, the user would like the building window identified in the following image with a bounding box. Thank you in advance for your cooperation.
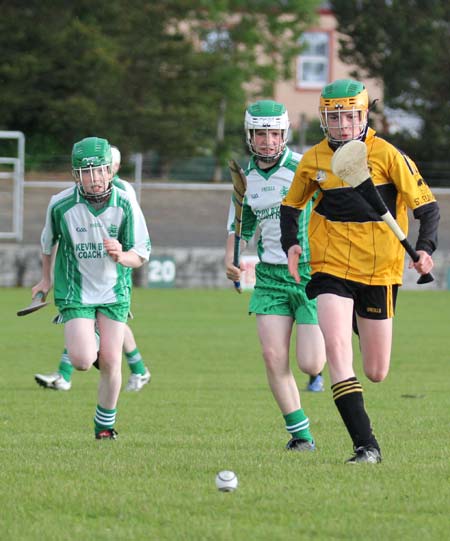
[297,31,329,89]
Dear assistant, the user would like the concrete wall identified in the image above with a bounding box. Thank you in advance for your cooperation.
[2,186,449,290]
[0,244,230,289]
[1,243,449,291]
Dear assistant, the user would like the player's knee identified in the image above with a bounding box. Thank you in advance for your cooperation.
[69,352,97,371]
[97,354,122,373]
[71,359,91,371]
[262,350,285,375]
[298,355,326,376]
[364,366,388,382]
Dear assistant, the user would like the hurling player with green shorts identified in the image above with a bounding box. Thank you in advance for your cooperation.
[34,146,151,393]
[32,137,151,439]
[225,100,326,451]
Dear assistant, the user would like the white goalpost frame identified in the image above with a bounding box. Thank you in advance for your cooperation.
[0,131,25,241]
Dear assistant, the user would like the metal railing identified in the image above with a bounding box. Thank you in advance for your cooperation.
[0,131,25,241]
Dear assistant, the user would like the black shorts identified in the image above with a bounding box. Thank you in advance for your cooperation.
[306,272,398,320]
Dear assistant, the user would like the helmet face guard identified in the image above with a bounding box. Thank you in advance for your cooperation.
[319,79,369,146]
[72,164,113,202]
[72,137,113,202]
[245,100,290,162]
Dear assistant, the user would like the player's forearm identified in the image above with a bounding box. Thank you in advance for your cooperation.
[413,201,440,254]
[40,253,53,282]
[32,253,53,297]
[280,205,302,255]
[118,250,146,268]
[225,234,235,267]
[225,233,247,268]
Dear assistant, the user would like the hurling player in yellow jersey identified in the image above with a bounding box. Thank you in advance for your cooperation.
[280,79,439,464]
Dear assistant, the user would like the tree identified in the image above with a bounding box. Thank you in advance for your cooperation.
[0,1,205,166]
[0,2,122,159]
[331,0,450,161]
[187,0,322,180]
[0,1,322,176]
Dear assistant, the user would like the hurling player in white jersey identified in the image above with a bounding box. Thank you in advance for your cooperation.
[225,101,326,451]
[34,146,151,393]
[32,137,151,440]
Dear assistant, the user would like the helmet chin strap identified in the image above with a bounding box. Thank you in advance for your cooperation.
[78,182,112,204]
[257,153,281,163]
[251,142,286,163]
[83,191,111,204]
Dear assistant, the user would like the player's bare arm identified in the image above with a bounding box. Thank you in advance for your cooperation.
[103,238,145,267]
[31,252,54,299]
[287,245,303,283]
[279,202,305,283]
[225,233,247,282]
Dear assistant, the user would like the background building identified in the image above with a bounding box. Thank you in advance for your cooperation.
[275,6,382,139]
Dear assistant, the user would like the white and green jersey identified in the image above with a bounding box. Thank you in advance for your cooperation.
[41,185,151,307]
[227,148,313,265]
[113,176,137,201]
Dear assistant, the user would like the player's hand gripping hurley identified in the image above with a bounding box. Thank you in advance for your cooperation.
[229,159,248,293]
[331,140,433,284]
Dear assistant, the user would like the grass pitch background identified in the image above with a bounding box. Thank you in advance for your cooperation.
[1,287,449,541]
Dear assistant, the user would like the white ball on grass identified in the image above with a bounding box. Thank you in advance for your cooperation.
[215,470,238,492]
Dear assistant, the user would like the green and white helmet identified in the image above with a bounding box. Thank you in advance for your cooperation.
[72,137,113,201]
[245,100,290,162]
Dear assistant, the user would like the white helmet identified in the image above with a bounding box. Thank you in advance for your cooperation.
[110,145,121,175]
[245,100,290,162]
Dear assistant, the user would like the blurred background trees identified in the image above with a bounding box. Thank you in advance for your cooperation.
[0,0,320,178]
[331,0,450,162]
[0,0,448,178]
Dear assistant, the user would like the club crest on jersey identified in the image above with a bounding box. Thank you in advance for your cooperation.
[315,170,326,183]
[108,224,119,237]
[280,186,289,198]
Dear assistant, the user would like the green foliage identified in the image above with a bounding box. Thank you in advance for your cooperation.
[0,1,321,172]
[1,287,450,540]
[331,0,450,161]
[304,118,323,146]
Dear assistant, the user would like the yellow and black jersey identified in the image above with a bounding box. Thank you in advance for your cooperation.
[282,128,438,286]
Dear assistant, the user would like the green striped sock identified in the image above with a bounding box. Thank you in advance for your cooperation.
[94,405,117,433]
[58,349,74,382]
[125,348,145,375]
[284,409,313,443]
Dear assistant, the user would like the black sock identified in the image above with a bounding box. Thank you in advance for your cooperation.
[93,353,100,370]
[332,377,379,450]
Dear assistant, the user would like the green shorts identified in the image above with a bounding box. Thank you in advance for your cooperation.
[52,310,134,325]
[249,262,318,324]
[57,302,130,323]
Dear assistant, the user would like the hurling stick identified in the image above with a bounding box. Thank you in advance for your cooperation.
[229,159,248,293]
[331,140,433,284]
[17,291,49,316]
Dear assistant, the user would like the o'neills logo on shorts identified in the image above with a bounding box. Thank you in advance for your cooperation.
[366,307,381,314]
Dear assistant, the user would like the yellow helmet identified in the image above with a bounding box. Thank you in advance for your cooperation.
[319,79,369,146]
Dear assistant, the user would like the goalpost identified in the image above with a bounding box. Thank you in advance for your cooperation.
[0,131,25,241]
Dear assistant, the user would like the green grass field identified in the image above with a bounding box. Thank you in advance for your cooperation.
[1,288,449,541]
